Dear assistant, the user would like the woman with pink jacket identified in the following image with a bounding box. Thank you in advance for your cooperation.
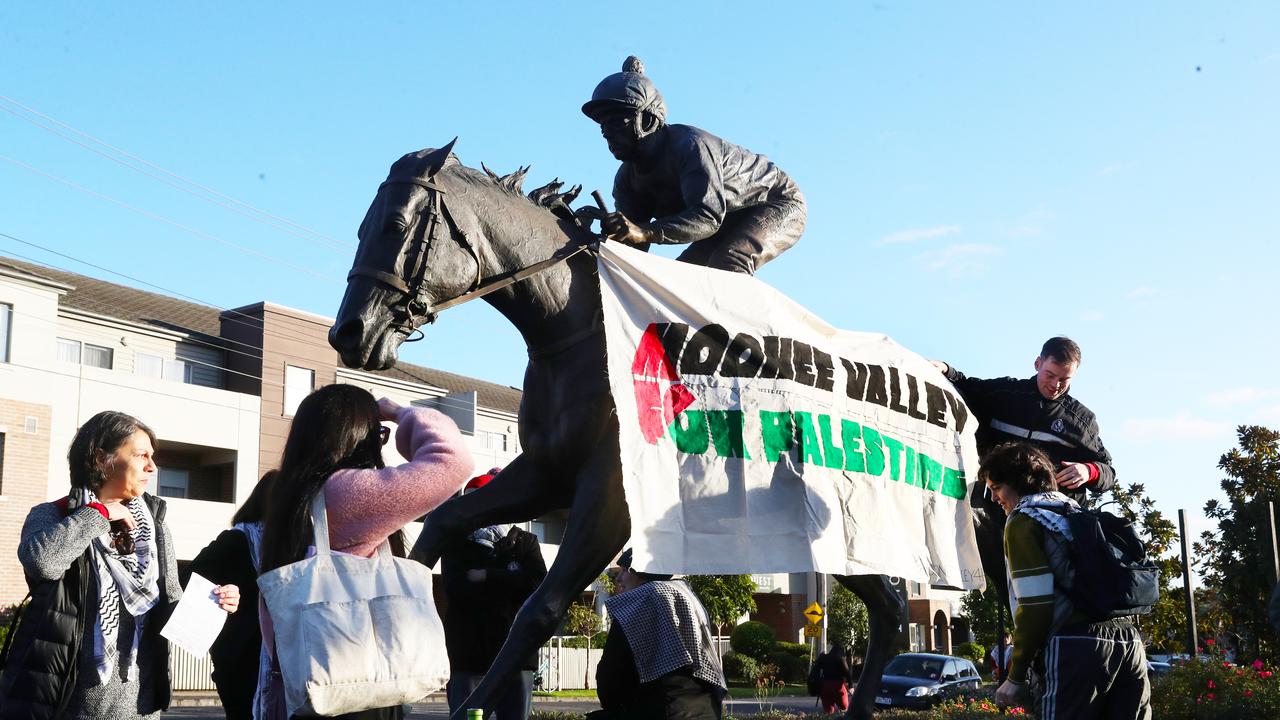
[258,383,473,720]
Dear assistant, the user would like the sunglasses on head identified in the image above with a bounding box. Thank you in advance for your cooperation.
[377,425,390,446]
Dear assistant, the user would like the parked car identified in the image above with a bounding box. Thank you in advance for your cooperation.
[1148,660,1173,678]
[873,652,983,710]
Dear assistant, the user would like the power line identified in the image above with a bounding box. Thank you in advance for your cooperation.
[0,230,342,357]
[0,245,517,418]
[0,94,350,251]
[0,153,341,283]
[1,298,509,417]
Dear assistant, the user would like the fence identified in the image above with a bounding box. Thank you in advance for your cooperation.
[170,635,733,692]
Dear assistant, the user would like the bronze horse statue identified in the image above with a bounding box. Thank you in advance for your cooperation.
[329,143,914,720]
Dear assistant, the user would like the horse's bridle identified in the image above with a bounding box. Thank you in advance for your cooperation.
[346,174,597,340]
[346,175,482,338]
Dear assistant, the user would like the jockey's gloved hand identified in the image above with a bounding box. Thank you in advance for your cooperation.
[574,205,607,232]
[600,211,654,246]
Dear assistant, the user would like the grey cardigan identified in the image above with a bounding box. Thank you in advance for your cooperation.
[15,494,181,720]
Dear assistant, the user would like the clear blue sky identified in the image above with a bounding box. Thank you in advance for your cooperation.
[3,2,1278,556]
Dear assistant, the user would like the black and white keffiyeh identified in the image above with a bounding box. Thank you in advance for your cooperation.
[604,579,726,690]
[69,488,161,684]
[1014,491,1080,539]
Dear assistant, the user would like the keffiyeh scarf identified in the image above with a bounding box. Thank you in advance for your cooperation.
[605,579,726,690]
[1013,491,1080,539]
[69,488,161,684]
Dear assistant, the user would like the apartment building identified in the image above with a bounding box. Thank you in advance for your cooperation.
[0,255,522,605]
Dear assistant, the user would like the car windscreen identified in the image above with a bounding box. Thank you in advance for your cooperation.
[884,656,945,680]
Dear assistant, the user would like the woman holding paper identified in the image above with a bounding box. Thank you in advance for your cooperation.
[0,410,239,720]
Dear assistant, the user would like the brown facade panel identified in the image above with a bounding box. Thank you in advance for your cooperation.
[0,400,53,605]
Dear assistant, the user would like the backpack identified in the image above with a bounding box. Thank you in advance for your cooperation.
[806,661,822,695]
[1040,506,1160,620]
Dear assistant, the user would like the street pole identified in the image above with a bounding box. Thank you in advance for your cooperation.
[819,572,829,651]
[1268,501,1280,587]
[1179,509,1199,656]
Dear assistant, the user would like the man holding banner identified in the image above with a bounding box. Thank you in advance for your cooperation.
[931,337,1114,602]
[931,337,1115,505]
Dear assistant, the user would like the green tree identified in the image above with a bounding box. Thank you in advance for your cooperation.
[960,586,1003,650]
[687,574,758,637]
[827,583,869,653]
[565,602,603,688]
[1194,425,1280,663]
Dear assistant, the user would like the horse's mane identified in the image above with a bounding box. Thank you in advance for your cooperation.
[394,148,582,222]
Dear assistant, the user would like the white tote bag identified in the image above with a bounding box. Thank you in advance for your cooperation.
[257,490,450,717]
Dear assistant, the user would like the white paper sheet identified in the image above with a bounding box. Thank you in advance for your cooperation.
[161,572,227,656]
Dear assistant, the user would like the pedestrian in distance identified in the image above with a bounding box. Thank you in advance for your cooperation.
[988,632,1013,684]
[258,385,473,720]
[810,641,852,713]
[0,410,240,720]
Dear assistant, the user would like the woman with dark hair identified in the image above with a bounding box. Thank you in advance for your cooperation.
[0,410,239,720]
[184,470,278,720]
[257,384,472,720]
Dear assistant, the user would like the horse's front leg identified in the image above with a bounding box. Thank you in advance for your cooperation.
[837,573,906,720]
[455,446,629,719]
[410,453,568,568]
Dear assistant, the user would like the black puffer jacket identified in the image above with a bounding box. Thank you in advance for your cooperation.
[0,494,175,719]
[944,369,1115,505]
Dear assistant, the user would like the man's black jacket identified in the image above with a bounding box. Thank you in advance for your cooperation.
[945,368,1115,504]
[441,528,547,673]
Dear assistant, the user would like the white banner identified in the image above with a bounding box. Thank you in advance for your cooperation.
[597,243,984,589]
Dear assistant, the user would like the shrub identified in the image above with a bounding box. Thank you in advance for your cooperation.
[1151,640,1280,719]
[931,694,1030,717]
[730,620,777,662]
[954,641,986,667]
[767,648,806,682]
[721,651,761,682]
[776,640,811,659]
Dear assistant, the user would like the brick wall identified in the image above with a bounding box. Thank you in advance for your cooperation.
[0,399,53,605]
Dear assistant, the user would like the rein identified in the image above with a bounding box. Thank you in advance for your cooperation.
[347,175,598,338]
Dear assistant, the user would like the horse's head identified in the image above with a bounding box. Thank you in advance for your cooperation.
[330,140,482,370]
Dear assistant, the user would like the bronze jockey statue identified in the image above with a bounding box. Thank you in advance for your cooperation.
[580,57,806,275]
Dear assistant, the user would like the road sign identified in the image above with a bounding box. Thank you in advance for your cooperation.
[804,623,822,638]
[803,602,824,624]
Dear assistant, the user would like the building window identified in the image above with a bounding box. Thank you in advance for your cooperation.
[56,338,113,369]
[478,430,507,452]
[83,344,113,369]
[0,303,11,362]
[136,353,191,383]
[158,468,189,499]
[283,365,314,416]
[57,338,81,363]
[136,353,164,379]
